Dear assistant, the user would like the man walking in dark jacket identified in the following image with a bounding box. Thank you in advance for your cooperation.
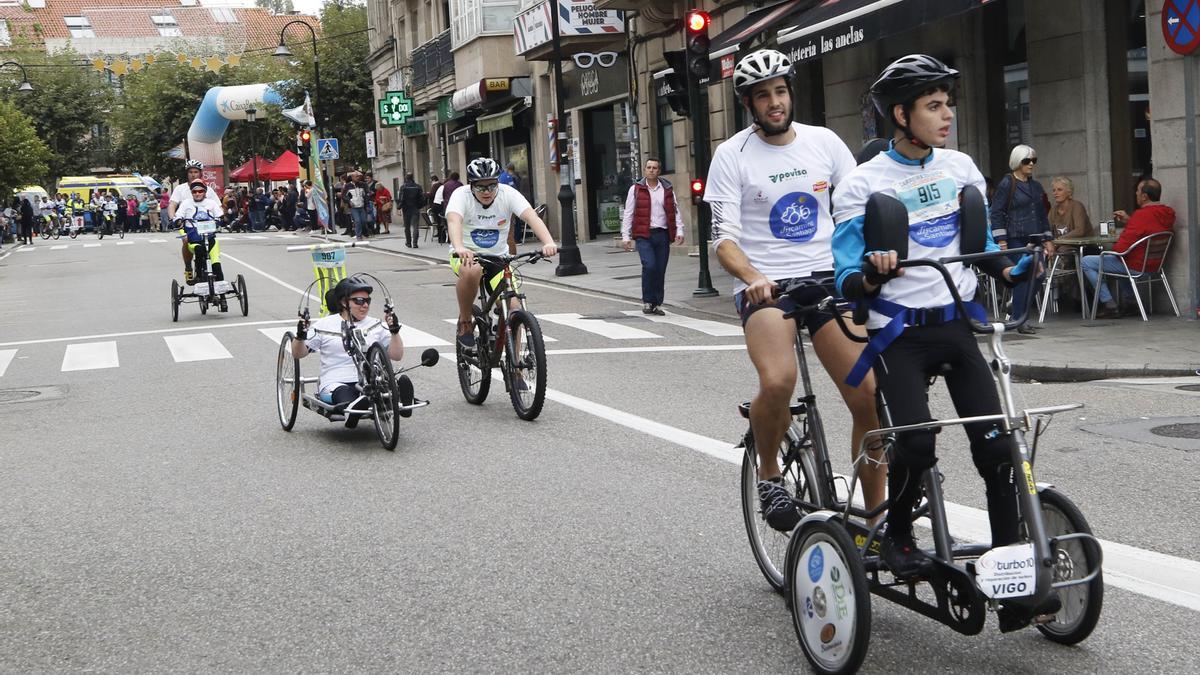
[398,173,425,248]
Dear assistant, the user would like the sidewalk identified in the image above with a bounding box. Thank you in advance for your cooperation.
[365,231,1200,382]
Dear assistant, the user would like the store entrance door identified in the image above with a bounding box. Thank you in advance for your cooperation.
[582,103,633,240]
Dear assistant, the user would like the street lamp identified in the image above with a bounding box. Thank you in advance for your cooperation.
[549,1,586,275]
[275,20,333,236]
[0,61,34,92]
[245,106,260,192]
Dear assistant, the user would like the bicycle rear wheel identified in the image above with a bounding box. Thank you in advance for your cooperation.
[51,227,60,240]
[367,343,400,450]
[505,309,547,421]
[1035,487,1103,645]
[276,331,299,431]
[741,416,827,593]
[236,274,249,316]
[456,307,491,405]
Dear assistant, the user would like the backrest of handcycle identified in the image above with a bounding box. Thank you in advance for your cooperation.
[313,247,348,317]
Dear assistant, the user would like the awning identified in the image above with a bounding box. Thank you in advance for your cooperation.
[451,77,533,113]
[263,150,300,181]
[228,156,274,183]
[476,101,529,134]
[777,0,995,62]
[708,0,812,61]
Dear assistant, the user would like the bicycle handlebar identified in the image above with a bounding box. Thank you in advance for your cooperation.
[450,250,551,266]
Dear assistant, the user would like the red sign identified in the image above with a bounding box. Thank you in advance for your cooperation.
[721,53,736,79]
[1163,0,1200,55]
[202,167,225,198]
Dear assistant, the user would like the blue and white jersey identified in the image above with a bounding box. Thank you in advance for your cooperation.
[832,145,993,329]
[176,197,223,225]
[445,183,531,255]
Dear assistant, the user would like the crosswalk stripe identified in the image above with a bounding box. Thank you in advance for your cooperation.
[148,238,167,243]
[539,313,662,339]
[51,245,68,250]
[620,310,743,337]
[260,324,449,347]
[164,333,233,362]
[62,341,119,371]
[116,241,136,246]
[0,349,16,377]
[441,318,558,342]
[83,243,100,248]
[259,327,292,343]
[245,235,268,240]
[17,247,37,252]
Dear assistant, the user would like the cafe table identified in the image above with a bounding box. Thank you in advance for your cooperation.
[1041,233,1119,320]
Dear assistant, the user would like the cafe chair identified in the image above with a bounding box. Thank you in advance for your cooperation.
[1089,231,1179,321]
[421,209,436,242]
[1038,247,1085,322]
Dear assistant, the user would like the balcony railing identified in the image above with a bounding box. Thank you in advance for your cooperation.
[410,29,453,90]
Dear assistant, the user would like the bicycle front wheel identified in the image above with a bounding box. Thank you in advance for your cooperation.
[276,331,299,431]
[1035,487,1103,645]
[741,417,827,593]
[367,343,400,451]
[456,307,491,405]
[505,309,547,421]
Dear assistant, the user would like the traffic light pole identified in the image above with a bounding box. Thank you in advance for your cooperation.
[550,5,587,276]
[687,57,718,298]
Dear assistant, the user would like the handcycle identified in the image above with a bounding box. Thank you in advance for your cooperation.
[65,209,85,239]
[169,217,248,321]
[453,250,551,421]
[739,190,1102,674]
[97,210,123,240]
[276,245,438,451]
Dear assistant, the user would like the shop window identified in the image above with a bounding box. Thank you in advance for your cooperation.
[655,99,676,174]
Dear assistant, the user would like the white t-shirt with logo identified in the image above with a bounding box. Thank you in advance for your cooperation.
[176,197,223,225]
[304,314,392,394]
[170,182,219,215]
[705,122,856,293]
[445,183,532,255]
[832,147,989,329]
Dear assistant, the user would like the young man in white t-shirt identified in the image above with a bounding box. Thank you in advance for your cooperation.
[168,160,220,282]
[446,157,557,349]
[175,180,226,282]
[705,49,883,532]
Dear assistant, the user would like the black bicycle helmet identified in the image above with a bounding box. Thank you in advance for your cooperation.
[466,157,501,183]
[870,54,958,122]
[331,275,373,312]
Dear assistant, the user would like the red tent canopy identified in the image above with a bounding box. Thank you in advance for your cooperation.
[263,150,300,180]
[228,156,274,183]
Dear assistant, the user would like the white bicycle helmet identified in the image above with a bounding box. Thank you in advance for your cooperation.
[732,49,793,96]
[184,159,203,171]
[466,157,501,183]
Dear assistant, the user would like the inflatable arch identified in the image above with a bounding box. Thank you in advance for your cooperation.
[186,83,284,187]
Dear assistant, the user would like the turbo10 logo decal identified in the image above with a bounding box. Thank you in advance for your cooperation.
[807,545,825,583]
[770,192,819,243]
[470,229,500,249]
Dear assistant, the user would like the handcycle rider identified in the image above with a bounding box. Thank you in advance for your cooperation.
[175,180,226,283]
[291,276,404,428]
[831,54,1053,629]
[168,159,221,283]
[705,49,885,532]
[448,157,558,351]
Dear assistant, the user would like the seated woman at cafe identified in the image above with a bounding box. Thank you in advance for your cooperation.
[1049,176,1094,242]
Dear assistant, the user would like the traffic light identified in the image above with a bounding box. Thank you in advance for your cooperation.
[661,50,690,118]
[685,9,711,84]
[690,177,704,205]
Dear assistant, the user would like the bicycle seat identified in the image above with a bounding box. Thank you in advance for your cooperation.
[738,401,807,419]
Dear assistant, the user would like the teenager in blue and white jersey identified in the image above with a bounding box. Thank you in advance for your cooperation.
[831,57,1046,631]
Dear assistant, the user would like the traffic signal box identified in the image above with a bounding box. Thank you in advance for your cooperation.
[685,10,711,84]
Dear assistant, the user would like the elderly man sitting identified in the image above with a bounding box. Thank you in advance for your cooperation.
[1082,177,1175,319]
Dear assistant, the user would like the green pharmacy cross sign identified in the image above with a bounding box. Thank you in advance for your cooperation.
[378,90,414,127]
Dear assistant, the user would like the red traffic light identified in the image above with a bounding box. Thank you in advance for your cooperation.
[691,178,704,194]
[299,129,312,142]
[686,10,710,33]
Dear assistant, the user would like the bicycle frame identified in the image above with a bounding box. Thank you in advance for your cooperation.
[469,253,540,364]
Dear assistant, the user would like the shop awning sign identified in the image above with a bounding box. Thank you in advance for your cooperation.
[514,1,624,55]
[1164,0,1200,55]
[378,90,414,127]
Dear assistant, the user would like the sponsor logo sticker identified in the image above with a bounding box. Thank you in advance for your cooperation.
[820,623,837,644]
[770,192,820,243]
[812,586,827,618]
[812,180,829,192]
[807,545,825,583]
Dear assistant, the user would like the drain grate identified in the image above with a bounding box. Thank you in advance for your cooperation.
[1150,423,1200,440]
[1175,384,1200,392]
[0,389,41,403]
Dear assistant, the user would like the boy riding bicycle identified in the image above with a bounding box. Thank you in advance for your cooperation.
[176,180,225,283]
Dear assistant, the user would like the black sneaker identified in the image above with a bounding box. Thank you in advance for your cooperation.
[642,303,654,315]
[397,374,414,419]
[880,530,928,579]
[997,594,1062,633]
[651,305,666,316]
[757,477,801,532]
[344,415,359,429]
[457,330,476,350]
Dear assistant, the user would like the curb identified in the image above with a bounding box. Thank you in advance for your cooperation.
[1012,362,1197,383]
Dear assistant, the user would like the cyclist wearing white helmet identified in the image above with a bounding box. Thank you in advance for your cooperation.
[447,157,557,349]
[706,48,884,532]
[831,57,1040,624]
[169,159,220,282]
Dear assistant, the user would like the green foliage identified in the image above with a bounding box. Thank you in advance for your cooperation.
[0,99,52,197]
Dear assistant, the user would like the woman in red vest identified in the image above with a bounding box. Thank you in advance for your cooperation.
[620,157,686,314]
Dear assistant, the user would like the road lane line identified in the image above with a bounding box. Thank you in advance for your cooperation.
[544,345,744,356]
[50,244,68,250]
[441,318,558,342]
[540,313,662,340]
[0,349,16,377]
[219,253,318,301]
[116,241,136,246]
[164,333,233,362]
[62,341,119,371]
[149,238,167,243]
[0,319,292,348]
[620,309,743,336]
[17,247,38,252]
[245,235,268,240]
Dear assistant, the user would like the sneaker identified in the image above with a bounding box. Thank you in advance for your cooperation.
[757,477,801,532]
[397,374,414,419]
[997,594,1062,633]
[651,305,666,316]
[1016,324,1037,335]
[457,330,476,350]
[1094,304,1120,319]
[642,303,654,315]
[880,530,928,579]
[184,267,195,284]
[344,415,359,429]
[514,377,530,392]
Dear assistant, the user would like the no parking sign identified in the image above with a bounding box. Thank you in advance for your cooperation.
[1164,0,1200,55]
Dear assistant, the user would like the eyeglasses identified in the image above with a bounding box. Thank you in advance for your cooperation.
[348,296,371,306]
[471,183,498,193]
[191,188,206,193]
[572,51,618,69]
[1020,157,1038,166]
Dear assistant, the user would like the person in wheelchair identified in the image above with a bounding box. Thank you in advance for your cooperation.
[290,276,404,428]
[175,180,226,284]
[831,55,1047,624]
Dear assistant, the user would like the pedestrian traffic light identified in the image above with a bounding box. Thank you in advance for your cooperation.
[691,177,704,205]
[685,9,711,83]
[661,50,690,118]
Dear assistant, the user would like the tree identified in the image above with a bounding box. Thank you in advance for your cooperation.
[0,99,52,198]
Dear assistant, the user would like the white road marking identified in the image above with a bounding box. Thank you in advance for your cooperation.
[62,341,119,371]
[50,245,68,250]
[148,238,168,243]
[544,345,744,356]
[621,309,743,336]
[0,349,16,377]
[397,325,450,347]
[17,247,38,252]
[259,326,292,343]
[83,243,101,248]
[540,313,662,340]
[116,241,136,246]
[219,253,319,302]
[521,280,643,306]
[441,318,558,342]
[0,319,292,348]
[245,235,268,240]
[163,333,233,362]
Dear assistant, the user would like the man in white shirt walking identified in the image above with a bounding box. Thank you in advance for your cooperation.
[620,157,685,315]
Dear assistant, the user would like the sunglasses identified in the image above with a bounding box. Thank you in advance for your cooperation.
[471,183,498,193]
[348,296,371,306]
[191,189,206,193]
[572,51,618,69]
[1020,157,1038,166]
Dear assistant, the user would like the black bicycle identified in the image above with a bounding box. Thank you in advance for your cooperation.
[454,250,551,421]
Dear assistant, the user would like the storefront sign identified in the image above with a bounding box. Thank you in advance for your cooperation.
[779,0,985,63]
[485,78,510,92]
[721,53,736,79]
[447,125,475,145]
[1164,0,1200,55]
[564,53,629,110]
[514,1,625,55]
[437,97,460,124]
[378,90,414,127]
[401,120,427,136]
[365,131,376,159]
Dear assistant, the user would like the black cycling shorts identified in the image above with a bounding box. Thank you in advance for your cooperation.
[734,276,838,335]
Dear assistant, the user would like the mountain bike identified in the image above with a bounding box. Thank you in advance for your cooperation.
[39,214,61,240]
[453,250,551,421]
